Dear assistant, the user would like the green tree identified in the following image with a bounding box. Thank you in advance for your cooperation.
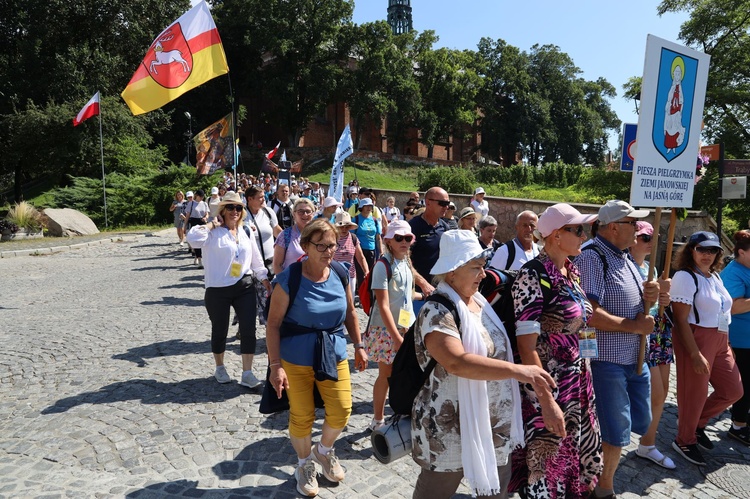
[658,0,750,157]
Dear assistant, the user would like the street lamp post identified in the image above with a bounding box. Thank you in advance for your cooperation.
[184,111,192,166]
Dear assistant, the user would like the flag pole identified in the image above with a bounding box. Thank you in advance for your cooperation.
[97,97,108,228]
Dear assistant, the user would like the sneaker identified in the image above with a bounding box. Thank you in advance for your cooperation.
[239,370,262,389]
[193,257,198,265]
[295,460,319,497]
[696,427,714,450]
[214,365,232,384]
[728,426,750,446]
[635,444,676,469]
[198,258,204,269]
[672,440,706,466]
[179,241,185,247]
[368,418,385,432]
[312,445,344,482]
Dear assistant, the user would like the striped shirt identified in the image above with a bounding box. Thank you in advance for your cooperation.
[574,236,645,365]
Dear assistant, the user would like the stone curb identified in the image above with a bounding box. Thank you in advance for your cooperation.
[0,230,170,258]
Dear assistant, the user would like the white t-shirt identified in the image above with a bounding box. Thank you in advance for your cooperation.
[489,239,540,270]
[672,270,733,328]
[245,207,278,263]
[471,199,489,218]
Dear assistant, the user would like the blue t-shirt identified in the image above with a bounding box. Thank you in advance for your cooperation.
[352,214,380,251]
[720,260,750,348]
[274,264,349,365]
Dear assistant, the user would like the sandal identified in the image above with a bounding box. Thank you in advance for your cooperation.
[635,445,676,469]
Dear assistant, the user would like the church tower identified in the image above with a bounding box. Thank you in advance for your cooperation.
[387,0,413,35]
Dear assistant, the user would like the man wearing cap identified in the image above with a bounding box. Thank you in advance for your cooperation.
[408,186,452,314]
[490,211,540,271]
[574,200,661,499]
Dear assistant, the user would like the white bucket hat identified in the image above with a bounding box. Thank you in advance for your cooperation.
[431,230,490,275]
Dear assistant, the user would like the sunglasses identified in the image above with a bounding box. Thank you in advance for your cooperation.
[393,234,414,243]
[428,198,451,207]
[638,234,653,243]
[562,225,585,237]
[312,243,338,253]
[695,246,721,255]
[223,205,244,213]
[296,209,313,215]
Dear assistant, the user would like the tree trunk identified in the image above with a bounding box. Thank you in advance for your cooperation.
[14,163,23,202]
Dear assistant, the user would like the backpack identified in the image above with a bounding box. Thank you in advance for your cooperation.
[357,256,393,315]
[502,240,516,270]
[388,294,460,416]
[262,260,349,322]
[480,259,552,358]
[684,269,704,324]
[581,244,608,276]
[273,199,293,229]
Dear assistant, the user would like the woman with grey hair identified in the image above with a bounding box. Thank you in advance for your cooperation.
[411,230,556,498]
[478,215,501,262]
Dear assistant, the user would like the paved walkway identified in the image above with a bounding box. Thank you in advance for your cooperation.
[0,229,748,498]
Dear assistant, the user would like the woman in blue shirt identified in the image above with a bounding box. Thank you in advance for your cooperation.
[351,197,382,288]
[720,229,750,445]
[265,219,368,497]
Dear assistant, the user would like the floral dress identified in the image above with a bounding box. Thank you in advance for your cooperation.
[637,261,674,367]
[509,252,602,498]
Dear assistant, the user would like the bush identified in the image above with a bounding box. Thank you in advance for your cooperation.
[574,168,631,204]
[5,201,44,231]
[417,166,476,194]
[473,162,584,188]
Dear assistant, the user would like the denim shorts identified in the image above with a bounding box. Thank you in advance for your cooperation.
[591,360,652,447]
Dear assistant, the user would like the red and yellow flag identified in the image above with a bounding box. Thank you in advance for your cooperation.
[121,1,228,115]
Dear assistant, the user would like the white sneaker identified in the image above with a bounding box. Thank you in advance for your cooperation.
[214,365,231,384]
[179,241,185,247]
[295,460,319,497]
[239,370,262,389]
[312,445,344,482]
[197,258,203,269]
[368,418,385,432]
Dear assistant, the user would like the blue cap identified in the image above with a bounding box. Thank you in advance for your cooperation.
[689,231,721,248]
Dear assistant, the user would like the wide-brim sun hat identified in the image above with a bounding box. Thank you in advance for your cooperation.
[431,230,491,275]
[474,187,485,195]
[384,220,414,242]
[598,200,649,225]
[689,231,722,249]
[333,211,358,229]
[323,196,343,209]
[218,191,244,208]
[537,203,597,238]
[459,207,477,220]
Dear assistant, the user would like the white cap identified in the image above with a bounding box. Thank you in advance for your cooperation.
[474,187,485,195]
[210,186,219,195]
[185,191,194,198]
[598,200,649,225]
[323,196,343,209]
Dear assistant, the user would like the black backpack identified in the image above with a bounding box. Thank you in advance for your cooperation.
[480,259,552,359]
[272,198,293,229]
[502,240,516,270]
[388,294,459,416]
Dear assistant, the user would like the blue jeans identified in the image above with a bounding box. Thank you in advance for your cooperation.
[591,360,652,447]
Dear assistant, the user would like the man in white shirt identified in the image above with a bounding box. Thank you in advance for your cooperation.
[489,210,540,270]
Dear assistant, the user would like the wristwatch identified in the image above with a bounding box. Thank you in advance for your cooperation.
[353,342,364,349]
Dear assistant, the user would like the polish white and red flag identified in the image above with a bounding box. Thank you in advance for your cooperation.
[265,141,281,159]
[73,91,100,126]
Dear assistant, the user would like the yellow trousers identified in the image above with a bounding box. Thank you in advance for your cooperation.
[283,360,352,438]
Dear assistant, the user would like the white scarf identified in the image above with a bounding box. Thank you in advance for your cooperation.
[436,281,524,496]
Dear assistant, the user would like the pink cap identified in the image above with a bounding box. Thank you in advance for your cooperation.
[537,203,598,238]
[635,221,653,237]
[384,220,414,241]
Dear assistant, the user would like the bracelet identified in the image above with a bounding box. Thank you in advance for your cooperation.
[353,342,364,349]
[269,361,281,367]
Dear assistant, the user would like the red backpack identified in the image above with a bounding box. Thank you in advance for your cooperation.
[357,256,393,315]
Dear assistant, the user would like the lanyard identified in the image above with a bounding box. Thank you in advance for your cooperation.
[566,280,588,325]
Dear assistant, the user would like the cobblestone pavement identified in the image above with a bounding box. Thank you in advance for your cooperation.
[0,229,748,498]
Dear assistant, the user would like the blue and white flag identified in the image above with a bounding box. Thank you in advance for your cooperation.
[328,124,353,202]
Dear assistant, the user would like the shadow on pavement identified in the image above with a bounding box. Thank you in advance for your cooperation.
[158,282,203,290]
[125,480,288,498]
[140,296,204,306]
[112,339,213,367]
[41,378,246,414]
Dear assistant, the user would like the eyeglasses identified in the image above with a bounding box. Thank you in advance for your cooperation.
[562,225,585,237]
[223,205,244,213]
[695,246,721,255]
[312,243,338,252]
[296,209,313,215]
[638,234,653,243]
[613,220,637,226]
[428,198,451,207]
[393,234,414,243]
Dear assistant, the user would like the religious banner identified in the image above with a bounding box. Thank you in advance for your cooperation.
[193,113,235,175]
[630,35,710,207]
[328,124,353,201]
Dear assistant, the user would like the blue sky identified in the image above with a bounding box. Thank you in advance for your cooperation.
[353,0,692,152]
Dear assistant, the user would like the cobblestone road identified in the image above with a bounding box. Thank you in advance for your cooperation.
[0,229,748,498]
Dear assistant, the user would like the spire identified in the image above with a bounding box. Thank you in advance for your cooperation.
[387,0,413,35]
